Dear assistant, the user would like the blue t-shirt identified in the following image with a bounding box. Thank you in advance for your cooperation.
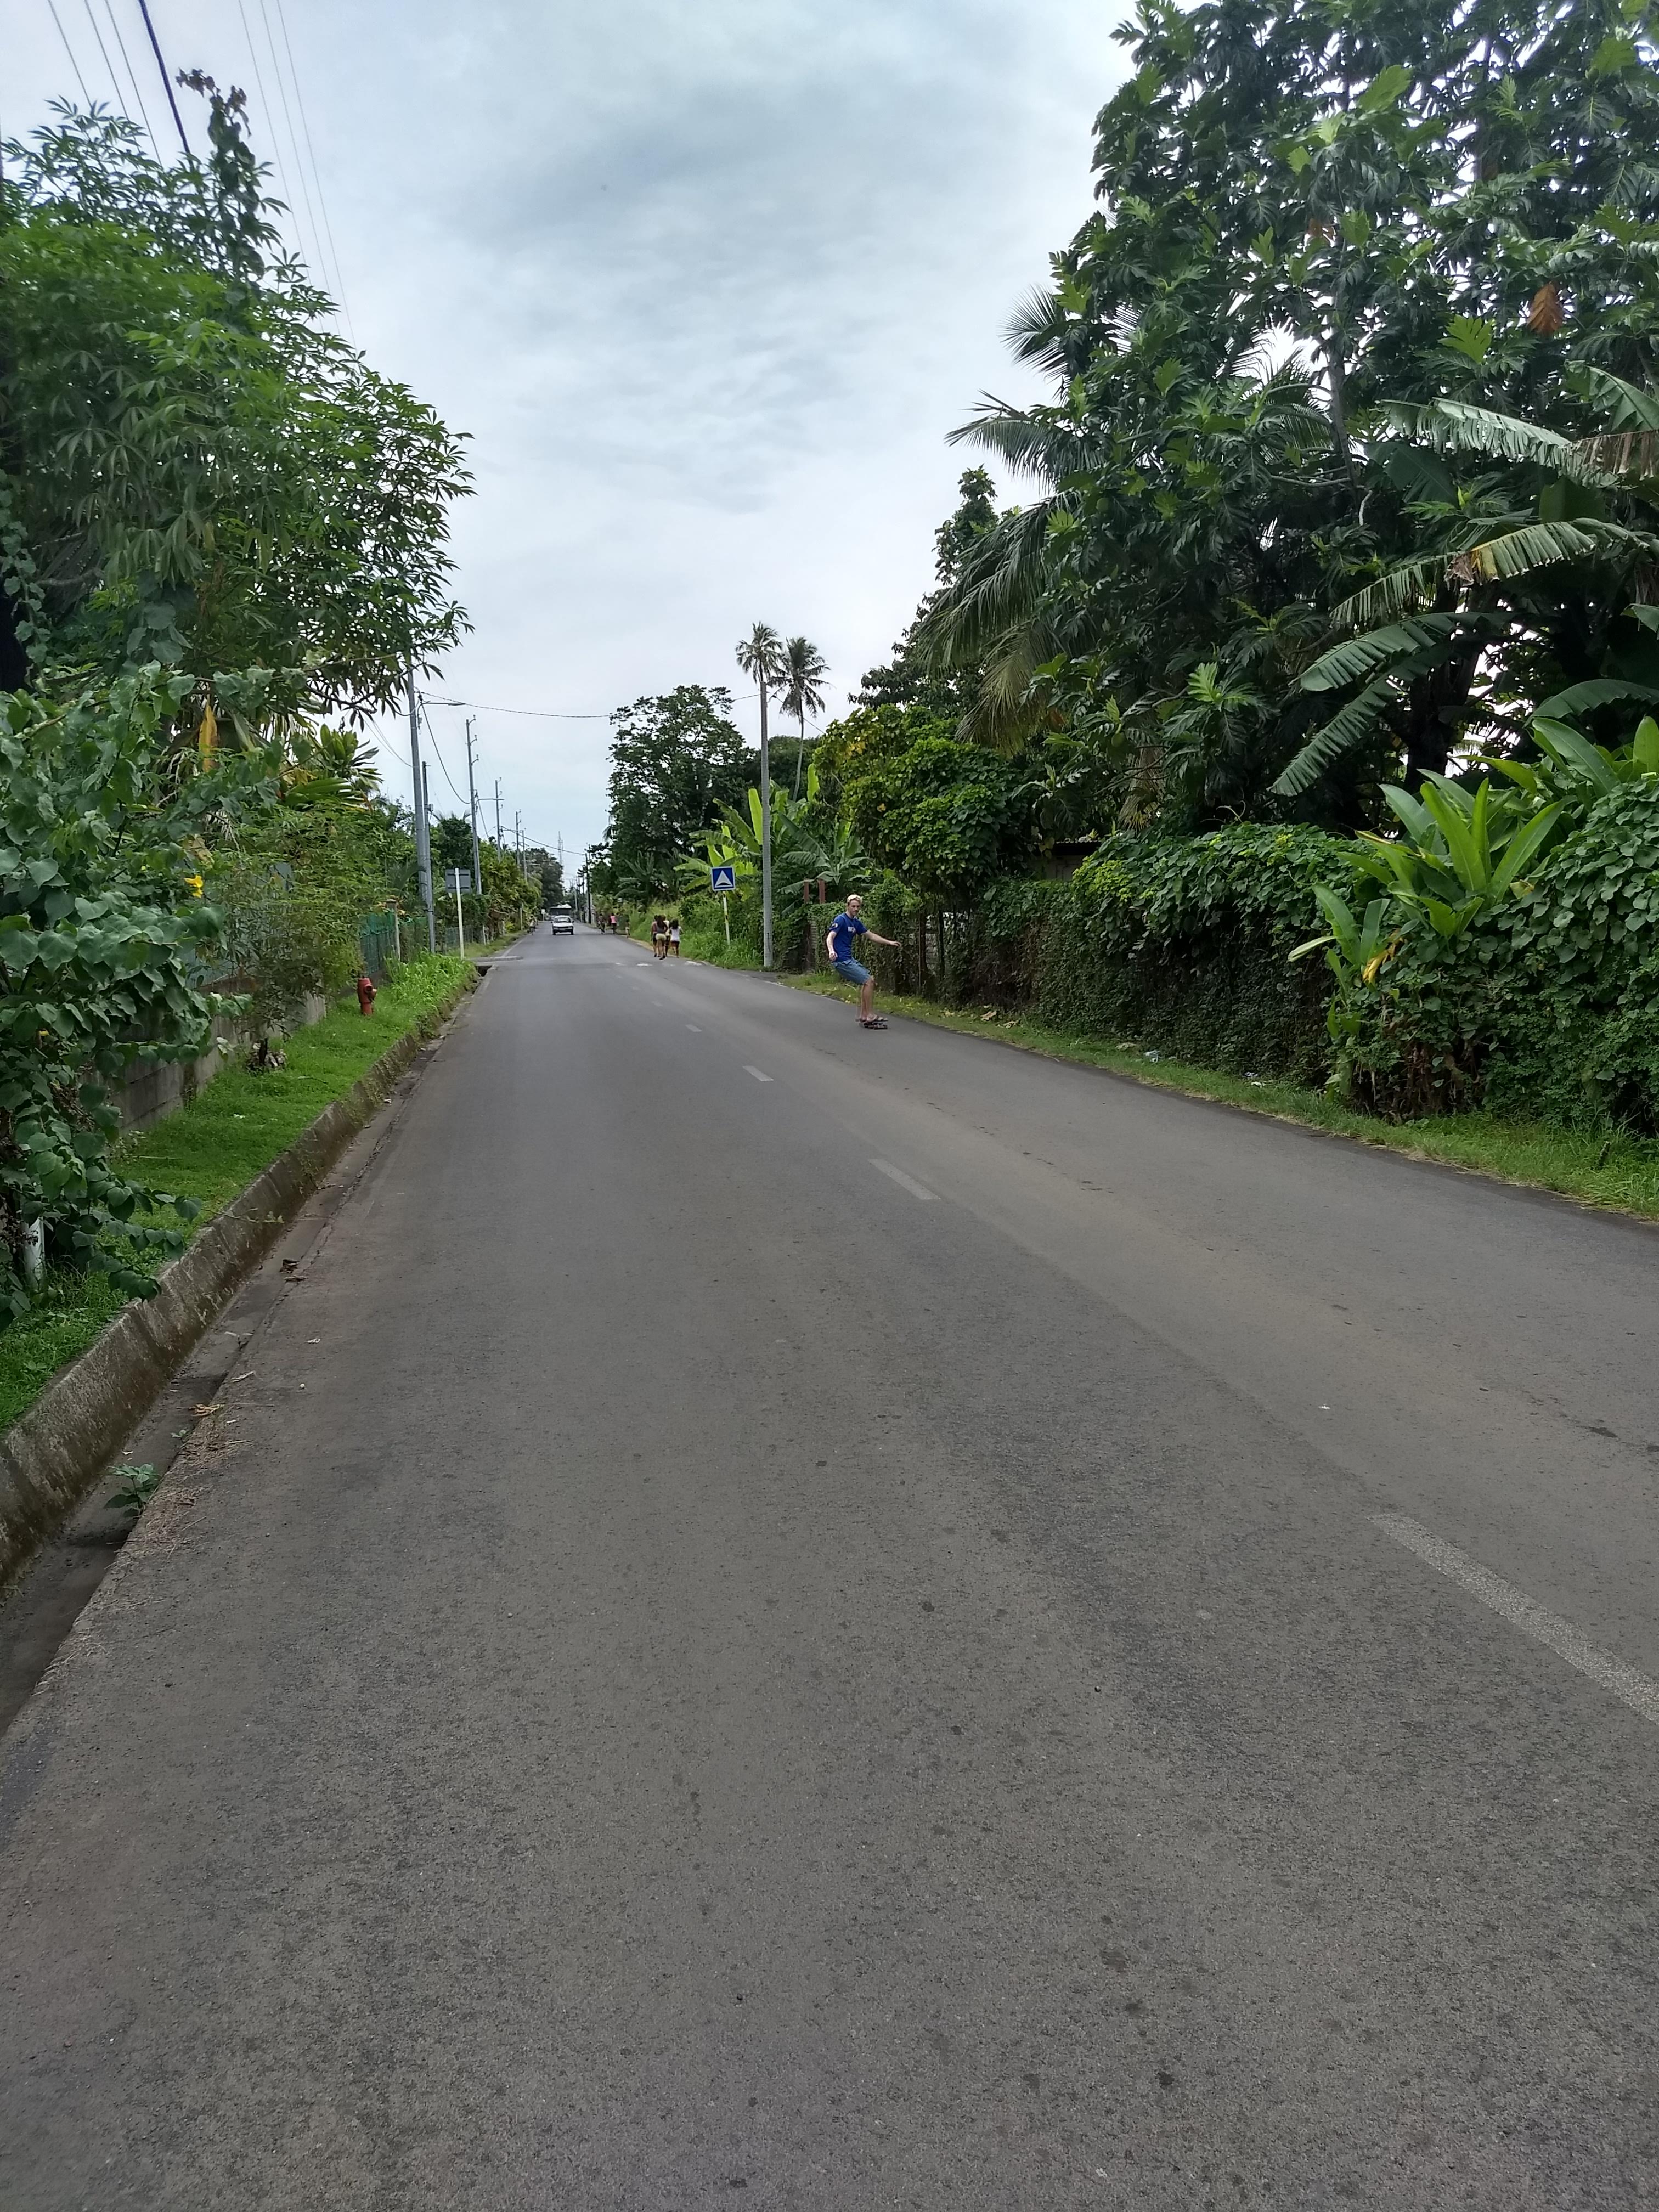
[828,911,867,964]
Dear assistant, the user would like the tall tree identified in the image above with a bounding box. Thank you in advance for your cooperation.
[779,635,829,795]
[0,95,471,719]
[603,685,749,893]
[919,0,1659,827]
[735,624,786,966]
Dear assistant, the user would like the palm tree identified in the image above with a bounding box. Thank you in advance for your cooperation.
[779,636,829,796]
[735,622,786,967]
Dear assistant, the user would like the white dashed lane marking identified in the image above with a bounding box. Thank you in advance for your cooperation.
[686,1024,702,1032]
[870,1159,938,1203]
[1374,1513,1659,1726]
[743,1065,772,1083]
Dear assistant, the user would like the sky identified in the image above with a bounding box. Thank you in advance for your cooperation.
[5,0,1129,870]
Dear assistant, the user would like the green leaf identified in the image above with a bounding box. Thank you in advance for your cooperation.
[1535,678,1659,720]
[1358,64,1413,112]
[1588,34,1638,76]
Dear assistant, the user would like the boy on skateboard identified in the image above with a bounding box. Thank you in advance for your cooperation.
[826,895,899,1029]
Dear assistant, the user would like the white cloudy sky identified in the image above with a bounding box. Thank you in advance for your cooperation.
[5,0,1127,866]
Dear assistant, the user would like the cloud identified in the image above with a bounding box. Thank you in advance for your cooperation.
[5,0,1127,861]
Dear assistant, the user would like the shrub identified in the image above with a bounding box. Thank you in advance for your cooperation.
[957,826,1357,1080]
[0,671,249,1316]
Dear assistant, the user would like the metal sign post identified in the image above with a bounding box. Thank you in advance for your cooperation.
[446,867,468,956]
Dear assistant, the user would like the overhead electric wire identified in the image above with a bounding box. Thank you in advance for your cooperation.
[234,0,303,263]
[76,1,131,132]
[418,706,469,810]
[99,0,159,150]
[46,0,95,106]
[427,698,611,720]
[426,692,762,718]
[134,0,189,152]
[255,0,328,291]
[270,0,352,328]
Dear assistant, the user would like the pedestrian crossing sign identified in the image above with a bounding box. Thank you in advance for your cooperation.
[709,864,737,893]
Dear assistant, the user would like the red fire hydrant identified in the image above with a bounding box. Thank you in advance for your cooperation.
[356,972,377,1017]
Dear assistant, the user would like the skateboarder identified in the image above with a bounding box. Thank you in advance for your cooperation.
[826,895,899,1029]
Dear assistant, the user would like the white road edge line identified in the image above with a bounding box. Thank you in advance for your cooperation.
[1374,1512,1659,1726]
[870,1158,938,1202]
[743,1065,773,1083]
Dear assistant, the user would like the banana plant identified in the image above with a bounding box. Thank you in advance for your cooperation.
[676,766,873,903]
[1290,887,1398,986]
[1289,886,1401,1072]
[1484,712,1659,806]
[1352,772,1564,938]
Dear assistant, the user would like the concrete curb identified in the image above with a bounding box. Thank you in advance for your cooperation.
[0,978,476,1585]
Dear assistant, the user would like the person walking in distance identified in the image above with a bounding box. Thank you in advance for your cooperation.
[826,894,899,1030]
[669,918,682,957]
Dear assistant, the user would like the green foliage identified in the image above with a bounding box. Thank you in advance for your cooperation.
[0,99,470,710]
[955,825,1358,1080]
[0,669,252,1315]
[1352,774,1564,938]
[107,1462,160,1518]
[913,0,1659,825]
[0,956,469,1423]
[603,686,751,891]
[1298,715,1659,1125]
[842,736,1038,904]
[855,470,1002,719]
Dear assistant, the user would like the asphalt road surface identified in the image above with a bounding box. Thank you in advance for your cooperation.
[3,923,1657,2210]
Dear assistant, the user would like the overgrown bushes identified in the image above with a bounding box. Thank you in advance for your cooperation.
[1348,781,1659,1130]
[0,674,241,1314]
[934,826,1357,1082]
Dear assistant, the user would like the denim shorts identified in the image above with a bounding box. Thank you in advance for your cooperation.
[832,957,871,986]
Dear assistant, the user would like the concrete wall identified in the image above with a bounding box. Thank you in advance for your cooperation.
[116,994,328,1136]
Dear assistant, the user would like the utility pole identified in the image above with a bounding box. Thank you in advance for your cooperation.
[421,765,436,951]
[407,675,436,953]
[464,717,482,894]
[494,780,503,848]
[758,671,773,970]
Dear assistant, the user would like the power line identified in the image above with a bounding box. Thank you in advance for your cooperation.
[425,697,611,721]
[425,691,762,718]
[100,1,159,150]
[270,0,352,328]
[134,0,189,152]
[76,0,127,122]
[419,706,469,809]
[46,0,95,106]
[235,0,303,261]
[255,0,327,288]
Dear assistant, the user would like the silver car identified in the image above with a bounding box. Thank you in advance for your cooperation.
[546,907,575,935]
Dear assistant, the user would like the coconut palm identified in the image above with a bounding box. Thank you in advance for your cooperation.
[735,623,786,966]
[779,636,829,796]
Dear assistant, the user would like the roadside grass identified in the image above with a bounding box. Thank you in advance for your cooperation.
[786,972,1659,1223]
[0,956,472,1433]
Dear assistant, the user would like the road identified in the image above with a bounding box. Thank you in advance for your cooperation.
[3,922,1657,2209]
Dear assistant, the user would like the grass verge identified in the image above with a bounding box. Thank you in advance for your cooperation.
[786,972,1659,1223]
[0,956,473,1433]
